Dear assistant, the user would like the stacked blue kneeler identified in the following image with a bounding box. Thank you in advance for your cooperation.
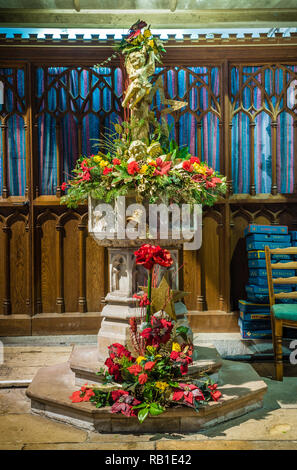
[239,224,296,339]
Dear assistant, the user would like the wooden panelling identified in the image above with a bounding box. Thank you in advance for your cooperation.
[202,214,221,311]
[0,43,296,335]
[85,236,105,313]
[9,219,28,315]
[63,217,79,313]
[0,218,4,309]
[40,218,57,313]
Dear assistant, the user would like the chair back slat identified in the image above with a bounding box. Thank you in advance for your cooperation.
[265,245,297,307]
[273,276,297,284]
[270,247,297,255]
[275,292,297,299]
[271,262,297,269]
[265,246,275,306]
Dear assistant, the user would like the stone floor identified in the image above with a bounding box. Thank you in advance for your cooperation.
[0,340,297,450]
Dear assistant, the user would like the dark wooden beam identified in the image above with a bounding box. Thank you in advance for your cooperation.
[0,8,297,28]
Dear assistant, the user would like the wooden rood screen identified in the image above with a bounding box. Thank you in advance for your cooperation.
[0,36,297,335]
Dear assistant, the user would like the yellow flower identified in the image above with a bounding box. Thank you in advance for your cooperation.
[93,155,102,163]
[172,342,181,352]
[140,164,148,174]
[99,160,109,167]
[193,162,206,174]
[143,29,152,38]
[148,39,155,48]
[147,157,156,165]
[136,356,146,364]
[155,382,169,391]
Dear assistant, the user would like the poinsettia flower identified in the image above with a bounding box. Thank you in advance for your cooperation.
[111,390,129,402]
[61,182,68,191]
[69,390,84,403]
[208,383,222,401]
[190,156,200,164]
[140,327,153,339]
[82,389,95,402]
[111,401,136,417]
[111,394,141,417]
[172,383,205,407]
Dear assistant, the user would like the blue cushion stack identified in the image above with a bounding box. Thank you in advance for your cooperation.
[238,224,296,339]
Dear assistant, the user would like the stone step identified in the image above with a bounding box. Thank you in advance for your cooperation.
[26,358,267,434]
[69,343,223,387]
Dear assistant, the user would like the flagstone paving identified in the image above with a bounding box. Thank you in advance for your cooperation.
[0,344,296,450]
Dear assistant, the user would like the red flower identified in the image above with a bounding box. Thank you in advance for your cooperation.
[69,386,95,403]
[144,361,156,371]
[170,351,179,361]
[82,171,91,181]
[140,327,153,339]
[211,176,222,184]
[127,161,140,175]
[127,364,143,376]
[172,383,205,407]
[133,293,150,307]
[138,373,148,384]
[111,394,141,417]
[127,29,141,41]
[61,182,68,191]
[208,383,222,401]
[82,388,95,402]
[153,247,173,268]
[111,390,129,402]
[206,167,214,177]
[190,156,200,164]
[134,244,173,271]
[69,390,84,403]
[180,363,189,375]
[113,158,121,165]
[182,160,193,172]
[191,174,206,183]
[80,159,89,170]
[103,167,113,175]
[205,180,217,189]
[108,343,133,360]
[134,244,156,270]
[129,317,138,333]
[153,158,172,176]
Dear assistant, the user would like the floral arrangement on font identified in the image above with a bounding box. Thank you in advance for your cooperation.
[60,20,227,208]
[69,244,222,423]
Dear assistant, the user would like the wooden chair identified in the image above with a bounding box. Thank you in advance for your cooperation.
[265,246,297,381]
